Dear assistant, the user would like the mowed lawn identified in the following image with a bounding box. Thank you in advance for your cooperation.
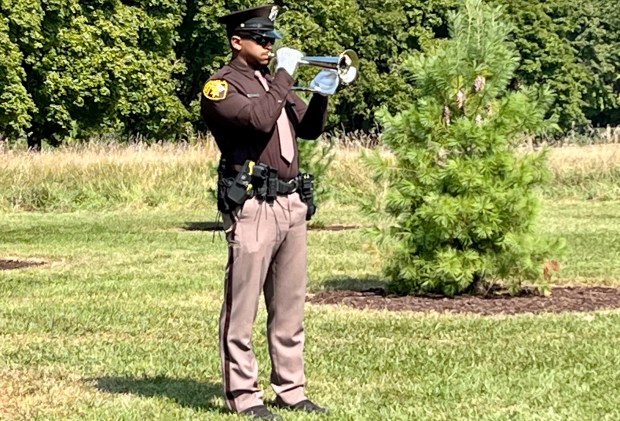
[1,200,620,420]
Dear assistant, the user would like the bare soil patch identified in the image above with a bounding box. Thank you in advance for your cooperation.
[0,259,45,271]
[307,286,620,315]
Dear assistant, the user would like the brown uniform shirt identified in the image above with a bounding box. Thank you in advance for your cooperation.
[201,56,329,180]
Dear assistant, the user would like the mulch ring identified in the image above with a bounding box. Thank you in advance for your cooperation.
[0,259,45,271]
[307,286,620,315]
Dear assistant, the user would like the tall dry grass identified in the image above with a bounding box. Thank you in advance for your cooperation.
[0,137,220,211]
[2,134,620,212]
[546,144,620,199]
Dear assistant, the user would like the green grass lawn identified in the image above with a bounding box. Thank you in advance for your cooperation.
[2,200,620,420]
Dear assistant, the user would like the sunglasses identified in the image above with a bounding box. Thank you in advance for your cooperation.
[243,34,276,48]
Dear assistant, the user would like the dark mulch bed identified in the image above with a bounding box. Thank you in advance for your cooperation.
[0,259,45,271]
[307,286,620,315]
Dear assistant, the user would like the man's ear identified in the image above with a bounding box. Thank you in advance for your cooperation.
[231,36,242,52]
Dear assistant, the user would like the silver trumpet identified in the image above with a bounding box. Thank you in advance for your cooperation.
[270,49,360,92]
[299,49,359,85]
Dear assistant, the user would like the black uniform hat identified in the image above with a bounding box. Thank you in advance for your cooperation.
[218,4,282,39]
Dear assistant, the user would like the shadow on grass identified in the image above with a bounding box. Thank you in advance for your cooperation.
[308,224,361,231]
[318,276,388,292]
[0,259,46,271]
[94,375,225,413]
[181,221,223,231]
[181,221,362,232]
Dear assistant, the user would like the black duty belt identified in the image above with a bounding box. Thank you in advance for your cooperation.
[219,158,300,198]
[276,178,299,195]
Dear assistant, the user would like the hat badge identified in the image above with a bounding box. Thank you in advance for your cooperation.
[269,6,278,21]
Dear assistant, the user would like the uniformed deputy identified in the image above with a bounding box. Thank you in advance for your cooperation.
[200,4,338,420]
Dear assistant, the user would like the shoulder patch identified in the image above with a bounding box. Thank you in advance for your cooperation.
[203,80,228,101]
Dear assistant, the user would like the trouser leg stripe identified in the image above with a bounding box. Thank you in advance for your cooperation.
[223,244,236,411]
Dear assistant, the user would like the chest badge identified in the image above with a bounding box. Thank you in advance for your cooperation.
[203,80,228,101]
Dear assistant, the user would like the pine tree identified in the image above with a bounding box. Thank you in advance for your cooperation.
[366,0,562,296]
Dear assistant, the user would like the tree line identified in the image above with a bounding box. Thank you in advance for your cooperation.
[1,0,618,147]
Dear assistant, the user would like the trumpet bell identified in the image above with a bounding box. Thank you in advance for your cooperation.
[299,49,359,84]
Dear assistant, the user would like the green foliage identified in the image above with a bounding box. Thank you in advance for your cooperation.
[0,13,36,139]
[367,0,562,296]
[200,0,617,132]
[494,0,620,130]
[1,0,189,145]
[273,0,458,132]
[170,0,461,132]
[1,0,619,144]
[586,0,620,125]
[174,0,246,129]
[177,0,619,132]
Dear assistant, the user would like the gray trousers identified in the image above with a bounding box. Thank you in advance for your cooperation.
[220,193,308,412]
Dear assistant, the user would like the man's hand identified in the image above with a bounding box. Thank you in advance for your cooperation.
[309,69,339,96]
[275,47,304,77]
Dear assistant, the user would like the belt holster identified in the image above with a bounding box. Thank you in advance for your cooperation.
[217,158,272,214]
[299,173,316,221]
[216,158,235,214]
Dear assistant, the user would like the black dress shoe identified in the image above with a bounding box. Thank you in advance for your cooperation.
[240,405,282,420]
[274,396,330,413]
